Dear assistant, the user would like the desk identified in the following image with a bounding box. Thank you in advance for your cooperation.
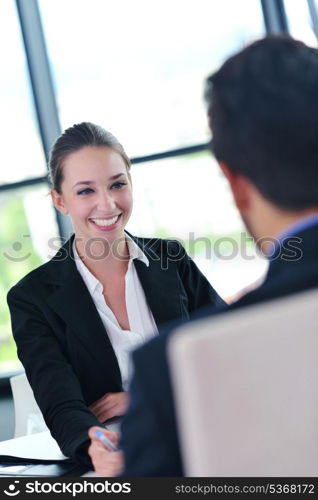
[0,431,66,462]
[0,431,89,476]
[0,421,121,477]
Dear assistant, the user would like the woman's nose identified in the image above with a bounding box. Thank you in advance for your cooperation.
[97,191,116,212]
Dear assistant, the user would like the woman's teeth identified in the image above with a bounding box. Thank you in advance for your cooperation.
[91,216,119,227]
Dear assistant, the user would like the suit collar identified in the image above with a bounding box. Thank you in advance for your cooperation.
[122,232,183,326]
[266,223,318,279]
[43,232,183,330]
[130,235,183,326]
[72,233,150,297]
[124,230,159,261]
[43,236,122,385]
[275,213,318,243]
[125,233,149,266]
[44,232,149,284]
[42,235,77,284]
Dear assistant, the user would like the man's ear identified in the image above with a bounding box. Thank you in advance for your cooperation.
[219,162,251,213]
[51,189,68,215]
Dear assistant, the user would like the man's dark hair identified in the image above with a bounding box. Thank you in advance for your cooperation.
[205,35,318,210]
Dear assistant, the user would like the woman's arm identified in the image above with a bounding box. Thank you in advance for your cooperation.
[7,283,101,466]
[89,392,129,421]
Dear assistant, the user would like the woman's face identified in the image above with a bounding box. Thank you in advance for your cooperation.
[51,146,133,244]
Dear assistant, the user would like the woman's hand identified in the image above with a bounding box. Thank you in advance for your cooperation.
[89,392,129,422]
[88,426,123,477]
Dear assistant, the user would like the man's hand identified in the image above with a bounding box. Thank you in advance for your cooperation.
[88,426,124,477]
[89,392,129,421]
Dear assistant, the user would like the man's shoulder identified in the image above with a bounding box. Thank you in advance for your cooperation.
[227,271,318,315]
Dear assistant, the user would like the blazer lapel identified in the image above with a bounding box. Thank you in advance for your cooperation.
[133,240,182,327]
[44,239,121,383]
[43,234,182,366]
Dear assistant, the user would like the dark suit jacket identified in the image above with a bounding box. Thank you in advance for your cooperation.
[121,224,318,476]
[7,233,223,465]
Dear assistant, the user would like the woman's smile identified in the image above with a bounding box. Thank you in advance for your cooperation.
[88,214,122,231]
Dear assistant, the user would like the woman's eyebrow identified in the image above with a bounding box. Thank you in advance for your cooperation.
[72,173,126,189]
[72,180,95,188]
[108,173,126,180]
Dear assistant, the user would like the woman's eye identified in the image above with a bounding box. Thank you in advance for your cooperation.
[111,182,127,190]
[77,188,94,195]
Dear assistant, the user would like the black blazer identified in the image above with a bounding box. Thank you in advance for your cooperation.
[121,224,318,476]
[7,234,223,464]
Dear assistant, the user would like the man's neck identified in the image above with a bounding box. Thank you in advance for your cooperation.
[247,201,318,252]
[266,209,318,240]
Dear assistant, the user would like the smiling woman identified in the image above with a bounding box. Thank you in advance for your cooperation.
[6,122,225,473]
[51,145,133,254]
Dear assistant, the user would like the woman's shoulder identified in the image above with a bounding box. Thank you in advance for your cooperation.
[7,262,52,305]
[8,259,56,295]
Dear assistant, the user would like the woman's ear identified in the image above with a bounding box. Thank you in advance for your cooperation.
[51,189,68,215]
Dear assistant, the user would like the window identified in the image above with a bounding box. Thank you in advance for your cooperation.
[2,0,266,373]
[128,152,267,300]
[4,0,316,375]
[284,0,318,45]
[39,0,264,156]
[0,185,58,373]
[38,0,266,300]
[0,0,46,184]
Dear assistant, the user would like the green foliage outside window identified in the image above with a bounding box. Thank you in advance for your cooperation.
[0,196,42,368]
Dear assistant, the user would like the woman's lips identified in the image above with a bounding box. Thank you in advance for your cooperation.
[89,214,121,230]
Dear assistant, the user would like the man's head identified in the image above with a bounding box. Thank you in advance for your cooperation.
[205,36,318,241]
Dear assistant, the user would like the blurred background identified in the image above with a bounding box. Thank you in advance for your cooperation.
[0,0,317,438]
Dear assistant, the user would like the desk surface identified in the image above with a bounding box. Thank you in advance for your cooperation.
[0,431,66,462]
[0,426,121,476]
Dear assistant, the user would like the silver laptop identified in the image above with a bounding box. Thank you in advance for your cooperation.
[168,288,318,476]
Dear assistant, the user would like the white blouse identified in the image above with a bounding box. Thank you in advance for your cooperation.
[73,236,158,390]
